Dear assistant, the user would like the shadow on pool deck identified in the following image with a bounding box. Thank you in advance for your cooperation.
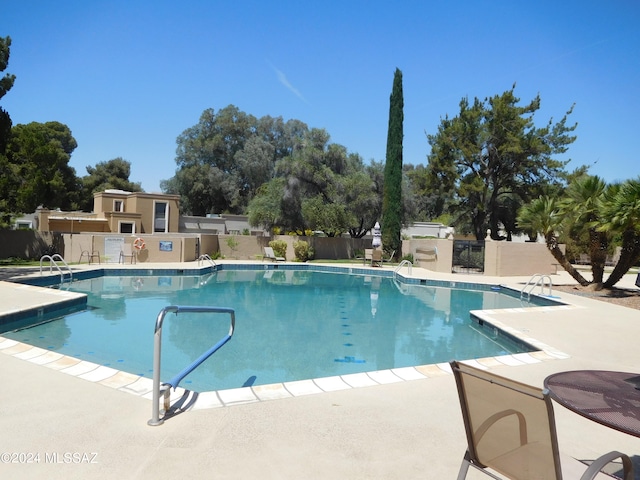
[2,262,640,479]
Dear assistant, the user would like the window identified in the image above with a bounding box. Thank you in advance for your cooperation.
[154,202,168,233]
[114,200,124,212]
[119,222,135,234]
[15,221,32,230]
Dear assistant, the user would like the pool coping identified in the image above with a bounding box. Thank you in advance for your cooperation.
[0,262,573,412]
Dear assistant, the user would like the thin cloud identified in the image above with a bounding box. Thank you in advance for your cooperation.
[267,60,309,104]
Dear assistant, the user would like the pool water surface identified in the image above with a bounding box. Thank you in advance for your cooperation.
[3,269,539,392]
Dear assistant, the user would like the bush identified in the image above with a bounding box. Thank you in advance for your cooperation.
[293,240,314,262]
[269,240,287,258]
[400,253,414,264]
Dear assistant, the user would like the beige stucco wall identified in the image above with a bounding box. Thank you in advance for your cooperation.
[63,234,199,264]
[484,240,564,276]
[403,238,454,273]
[1,229,568,277]
[199,235,220,258]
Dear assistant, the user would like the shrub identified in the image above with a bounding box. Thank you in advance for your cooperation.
[293,240,314,262]
[400,253,414,264]
[269,240,287,258]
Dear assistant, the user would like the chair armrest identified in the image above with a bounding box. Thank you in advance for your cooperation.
[580,450,633,480]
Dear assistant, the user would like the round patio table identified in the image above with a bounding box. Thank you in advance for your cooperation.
[544,370,640,437]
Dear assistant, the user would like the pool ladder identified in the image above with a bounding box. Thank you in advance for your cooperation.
[392,260,414,295]
[521,274,553,301]
[198,254,216,267]
[148,305,235,426]
[40,254,73,284]
[394,259,413,279]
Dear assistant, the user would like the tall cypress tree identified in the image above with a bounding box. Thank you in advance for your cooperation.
[382,68,403,259]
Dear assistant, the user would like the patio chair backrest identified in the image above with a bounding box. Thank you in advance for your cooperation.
[451,361,562,480]
[264,247,275,258]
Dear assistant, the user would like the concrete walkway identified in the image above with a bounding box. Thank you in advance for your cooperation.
[1,262,640,479]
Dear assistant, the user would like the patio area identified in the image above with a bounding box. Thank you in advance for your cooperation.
[1,262,639,479]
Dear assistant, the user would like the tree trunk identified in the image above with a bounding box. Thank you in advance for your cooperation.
[546,233,590,286]
[472,210,487,241]
[603,231,640,288]
[589,229,607,284]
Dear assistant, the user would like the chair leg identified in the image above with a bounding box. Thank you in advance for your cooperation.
[457,451,471,480]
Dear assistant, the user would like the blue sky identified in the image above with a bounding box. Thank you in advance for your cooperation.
[2,1,639,192]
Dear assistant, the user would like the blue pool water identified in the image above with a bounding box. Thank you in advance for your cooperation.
[4,268,543,392]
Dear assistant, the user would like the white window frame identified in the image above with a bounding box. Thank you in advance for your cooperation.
[153,201,169,233]
[119,221,135,235]
[113,200,124,212]
[15,221,33,230]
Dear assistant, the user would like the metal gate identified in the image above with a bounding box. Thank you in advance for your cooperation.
[452,240,485,274]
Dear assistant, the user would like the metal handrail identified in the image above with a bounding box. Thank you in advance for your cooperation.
[148,305,235,426]
[394,259,413,279]
[40,254,73,283]
[198,254,216,267]
[521,274,553,300]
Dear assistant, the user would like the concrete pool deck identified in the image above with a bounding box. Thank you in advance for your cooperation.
[1,261,640,479]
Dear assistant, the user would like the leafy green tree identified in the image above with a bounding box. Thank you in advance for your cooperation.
[518,176,640,288]
[234,136,275,203]
[559,175,610,284]
[272,128,379,236]
[166,105,309,215]
[170,106,254,214]
[247,177,287,232]
[78,158,143,211]
[0,36,16,227]
[0,36,15,101]
[404,163,451,222]
[382,68,403,258]
[302,195,351,237]
[344,162,383,238]
[600,178,640,288]
[427,85,576,240]
[5,121,79,213]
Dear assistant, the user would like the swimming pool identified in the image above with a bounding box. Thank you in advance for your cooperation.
[3,266,552,392]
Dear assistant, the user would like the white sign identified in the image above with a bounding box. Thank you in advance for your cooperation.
[104,237,125,264]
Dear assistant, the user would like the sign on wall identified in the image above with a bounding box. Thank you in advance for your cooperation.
[104,237,125,263]
[159,241,173,252]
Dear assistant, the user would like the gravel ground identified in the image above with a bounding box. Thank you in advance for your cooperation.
[554,284,640,310]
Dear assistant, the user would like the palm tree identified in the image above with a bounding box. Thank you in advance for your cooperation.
[600,178,640,288]
[559,175,609,284]
[517,195,589,286]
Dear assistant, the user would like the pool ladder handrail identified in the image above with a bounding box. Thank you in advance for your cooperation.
[392,260,414,295]
[521,273,553,300]
[394,259,413,279]
[148,305,235,426]
[198,254,216,268]
[40,254,73,284]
